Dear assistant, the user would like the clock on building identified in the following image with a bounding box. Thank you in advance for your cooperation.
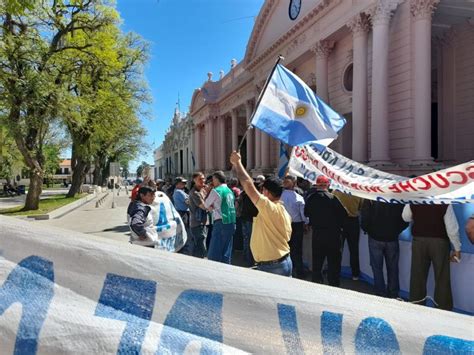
[289,0,301,21]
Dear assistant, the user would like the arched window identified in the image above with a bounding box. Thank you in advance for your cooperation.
[342,63,353,93]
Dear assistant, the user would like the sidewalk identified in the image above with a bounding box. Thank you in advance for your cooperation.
[36,191,131,244]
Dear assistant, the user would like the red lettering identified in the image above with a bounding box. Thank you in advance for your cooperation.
[427,173,450,189]
[295,147,303,158]
[398,179,417,192]
[388,184,402,193]
[446,171,468,185]
[466,165,474,179]
[369,186,384,193]
[412,177,431,190]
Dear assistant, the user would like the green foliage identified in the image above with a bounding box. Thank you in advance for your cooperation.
[136,161,151,178]
[0,0,149,206]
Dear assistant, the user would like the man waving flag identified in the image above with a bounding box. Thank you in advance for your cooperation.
[251,64,346,147]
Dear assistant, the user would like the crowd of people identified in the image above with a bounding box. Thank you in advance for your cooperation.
[127,151,474,312]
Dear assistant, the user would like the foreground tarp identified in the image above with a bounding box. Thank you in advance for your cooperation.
[289,144,474,204]
[0,216,473,354]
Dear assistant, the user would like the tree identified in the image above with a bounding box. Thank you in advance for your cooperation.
[0,0,115,210]
[43,144,61,187]
[60,26,149,196]
[136,161,150,178]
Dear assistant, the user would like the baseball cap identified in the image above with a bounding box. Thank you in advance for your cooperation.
[255,175,265,183]
[316,175,330,185]
[175,177,187,183]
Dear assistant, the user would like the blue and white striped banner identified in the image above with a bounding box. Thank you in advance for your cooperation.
[0,216,473,353]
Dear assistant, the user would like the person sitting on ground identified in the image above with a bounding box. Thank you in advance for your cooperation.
[230,151,292,277]
[128,186,158,248]
[361,199,408,298]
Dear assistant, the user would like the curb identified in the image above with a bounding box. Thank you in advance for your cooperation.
[27,193,98,220]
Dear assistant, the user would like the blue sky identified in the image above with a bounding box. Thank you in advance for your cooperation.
[116,0,265,170]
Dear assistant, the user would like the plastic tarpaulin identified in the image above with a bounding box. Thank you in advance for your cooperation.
[0,216,473,354]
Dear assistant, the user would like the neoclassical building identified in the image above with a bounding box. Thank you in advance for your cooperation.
[190,0,474,176]
[155,107,195,179]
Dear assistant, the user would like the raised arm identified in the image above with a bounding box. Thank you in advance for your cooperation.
[230,151,261,205]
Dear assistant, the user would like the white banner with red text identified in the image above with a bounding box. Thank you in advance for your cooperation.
[288,144,474,204]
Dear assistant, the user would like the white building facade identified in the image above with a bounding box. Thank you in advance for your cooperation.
[157,108,195,179]
[190,0,474,176]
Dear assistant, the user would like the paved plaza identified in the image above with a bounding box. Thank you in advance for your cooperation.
[30,190,374,295]
[35,191,131,243]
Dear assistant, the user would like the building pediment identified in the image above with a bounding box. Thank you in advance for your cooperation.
[244,0,337,69]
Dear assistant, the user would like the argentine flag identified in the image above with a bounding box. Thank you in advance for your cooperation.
[251,64,346,146]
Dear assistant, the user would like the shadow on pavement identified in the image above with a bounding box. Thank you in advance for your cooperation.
[102,224,130,233]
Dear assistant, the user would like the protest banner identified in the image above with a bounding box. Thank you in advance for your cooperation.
[0,216,473,354]
[288,144,474,204]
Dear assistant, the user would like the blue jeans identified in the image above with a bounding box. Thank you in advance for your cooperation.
[257,254,293,277]
[368,238,400,298]
[241,220,254,266]
[190,225,207,258]
[207,221,235,264]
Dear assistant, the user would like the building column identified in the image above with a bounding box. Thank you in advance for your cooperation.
[218,116,226,170]
[411,0,439,163]
[369,1,398,164]
[348,13,370,163]
[194,125,201,170]
[311,40,334,102]
[261,132,270,168]
[204,119,211,170]
[255,130,261,168]
[231,109,238,151]
[208,117,215,169]
[245,101,254,169]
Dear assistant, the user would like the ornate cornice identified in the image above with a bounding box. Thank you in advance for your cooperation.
[245,0,340,70]
[410,0,440,20]
[310,40,335,59]
[369,0,402,26]
[347,13,371,35]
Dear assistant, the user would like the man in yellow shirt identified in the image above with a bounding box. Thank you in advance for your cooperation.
[230,151,292,276]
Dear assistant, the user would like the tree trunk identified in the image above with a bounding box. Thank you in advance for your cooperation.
[67,158,87,197]
[24,171,43,210]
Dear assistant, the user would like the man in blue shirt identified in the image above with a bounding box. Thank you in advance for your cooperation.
[173,177,189,228]
[281,175,308,279]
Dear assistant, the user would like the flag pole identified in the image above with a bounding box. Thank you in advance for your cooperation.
[237,55,284,152]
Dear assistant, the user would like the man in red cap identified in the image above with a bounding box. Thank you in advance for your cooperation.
[305,175,347,286]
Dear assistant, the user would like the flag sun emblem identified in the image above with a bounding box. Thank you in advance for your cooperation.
[295,105,307,117]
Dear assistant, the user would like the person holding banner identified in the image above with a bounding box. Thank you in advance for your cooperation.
[230,151,293,277]
[305,176,347,286]
[128,186,158,247]
[402,204,461,311]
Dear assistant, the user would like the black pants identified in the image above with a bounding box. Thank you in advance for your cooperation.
[410,237,452,310]
[342,216,360,277]
[312,229,342,287]
[289,222,305,278]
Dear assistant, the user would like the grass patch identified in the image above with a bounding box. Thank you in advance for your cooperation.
[0,193,87,216]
